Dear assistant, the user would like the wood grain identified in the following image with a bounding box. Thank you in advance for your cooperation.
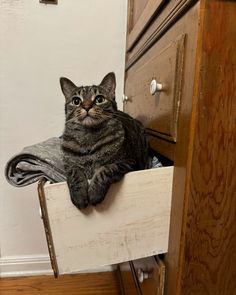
[148,135,175,161]
[164,3,200,294]
[128,0,148,33]
[124,4,200,293]
[0,273,120,295]
[42,167,173,274]
[118,262,141,295]
[124,0,236,293]
[127,0,164,51]
[125,34,185,142]
[126,0,198,70]
[38,178,59,277]
[176,0,236,294]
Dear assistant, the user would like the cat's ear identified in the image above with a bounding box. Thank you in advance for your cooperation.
[60,77,77,99]
[100,72,116,97]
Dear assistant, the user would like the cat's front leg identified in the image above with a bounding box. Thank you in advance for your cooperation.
[88,161,135,206]
[66,167,88,209]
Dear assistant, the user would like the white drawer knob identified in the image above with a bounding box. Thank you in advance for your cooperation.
[39,207,43,219]
[122,94,129,102]
[150,79,163,95]
[137,268,149,283]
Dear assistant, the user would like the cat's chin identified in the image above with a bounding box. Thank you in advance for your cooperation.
[81,116,101,127]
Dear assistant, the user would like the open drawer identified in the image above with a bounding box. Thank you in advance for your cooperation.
[38,166,173,277]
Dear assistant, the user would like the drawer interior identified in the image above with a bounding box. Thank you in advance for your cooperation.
[38,166,173,276]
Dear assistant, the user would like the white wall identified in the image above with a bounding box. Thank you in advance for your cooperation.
[0,0,127,277]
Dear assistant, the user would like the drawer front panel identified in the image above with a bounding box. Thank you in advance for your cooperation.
[127,0,165,51]
[39,167,173,275]
[128,0,149,32]
[124,34,185,142]
[132,256,165,295]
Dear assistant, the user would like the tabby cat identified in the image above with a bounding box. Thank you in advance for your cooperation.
[60,72,149,209]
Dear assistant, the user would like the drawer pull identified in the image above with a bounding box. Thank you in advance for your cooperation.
[39,207,43,219]
[150,79,163,95]
[137,268,149,283]
[122,94,129,102]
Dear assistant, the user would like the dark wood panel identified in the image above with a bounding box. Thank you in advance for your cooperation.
[163,2,200,294]
[126,0,198,69]
[118,262,140,295]
[0,273,120,295]
[171,1,236,294]
[148,135,175,161]
[127,0,164,50]
[125,34,185,142]
[128,0,149,33]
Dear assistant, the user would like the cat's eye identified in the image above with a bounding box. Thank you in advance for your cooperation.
[72,97,81,106]
[95,95,106,105]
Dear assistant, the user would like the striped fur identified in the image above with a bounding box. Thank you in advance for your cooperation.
[60,72,149,209]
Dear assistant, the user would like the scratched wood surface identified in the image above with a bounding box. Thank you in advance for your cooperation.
[176,1,236,294]
[43,167,173,274]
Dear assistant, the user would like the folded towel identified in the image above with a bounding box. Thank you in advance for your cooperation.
[5,137,163,187]
[5,137,66,187]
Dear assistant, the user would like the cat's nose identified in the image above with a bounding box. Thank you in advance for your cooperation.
[83,104,92,111]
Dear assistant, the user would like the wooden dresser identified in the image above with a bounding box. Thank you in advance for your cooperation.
[118,0,236,294]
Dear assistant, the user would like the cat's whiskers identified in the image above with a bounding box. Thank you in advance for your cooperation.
[103,110,135,122]
[61,73,149,209]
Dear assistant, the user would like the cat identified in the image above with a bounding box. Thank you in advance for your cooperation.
[60,72,149,209]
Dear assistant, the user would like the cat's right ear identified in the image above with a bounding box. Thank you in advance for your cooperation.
[60,77,77,99]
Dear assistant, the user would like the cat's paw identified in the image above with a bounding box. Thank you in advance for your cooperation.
[88,184,108,206]
[70,189,89,210]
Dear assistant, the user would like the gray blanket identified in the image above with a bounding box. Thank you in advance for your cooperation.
[5,137,162,187]
[5,137,66,187]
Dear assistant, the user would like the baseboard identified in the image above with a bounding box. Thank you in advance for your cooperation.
[0,255,53,277]
[0,255,114,277]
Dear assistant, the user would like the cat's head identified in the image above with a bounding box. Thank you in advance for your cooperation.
[60,72,117,128]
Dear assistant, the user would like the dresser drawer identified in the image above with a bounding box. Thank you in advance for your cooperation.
[124,34,185,142]
[118,262,141,295]
[119,256,165,295]
[132,256,165,295]
[38,167,173,277]
[127,0,165,52]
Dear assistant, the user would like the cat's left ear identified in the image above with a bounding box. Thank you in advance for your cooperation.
[100,72,116,98]
[60,77,77,99]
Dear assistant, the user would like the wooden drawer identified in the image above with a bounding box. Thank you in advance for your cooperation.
[118,256,165,295]
[132,256,165,295]
[118,262,141,295]
[124,33,185,142]
[38,167,173,277]
[127,0,165,51]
